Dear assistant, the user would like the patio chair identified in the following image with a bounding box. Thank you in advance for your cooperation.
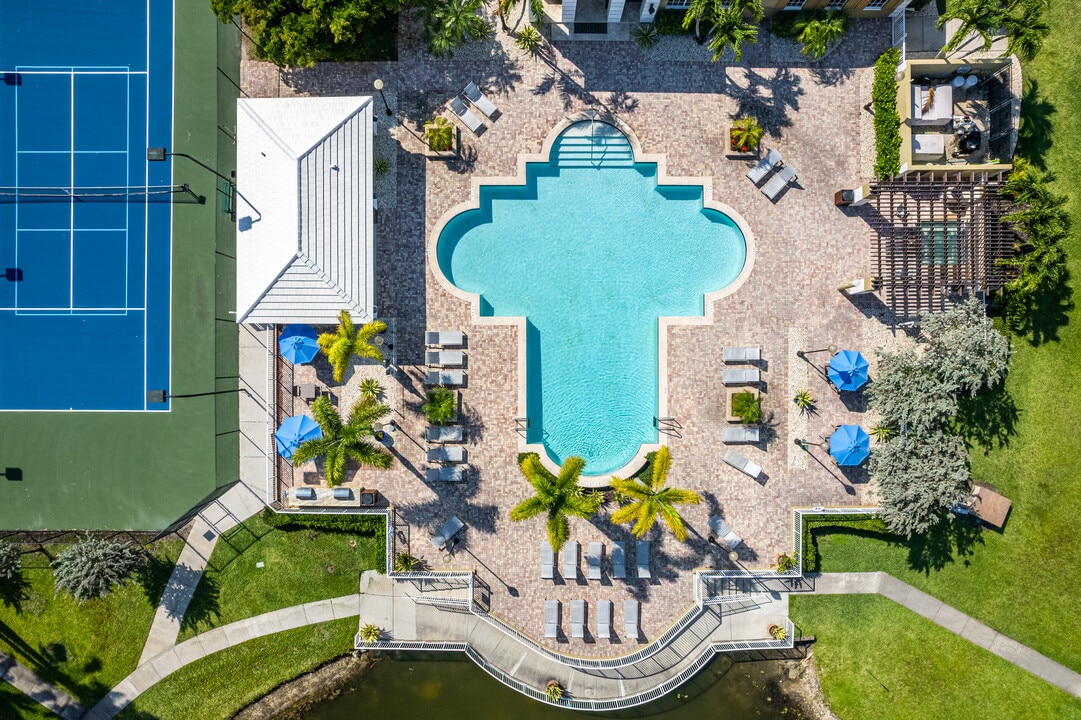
[723,346,761,363]
[611,541,627,579]
[425,466,464,483]
[624,599,639,639]
[746,148,782,185]
[426,349,464,367]
[636,541,650,579]
[448,96,483,134]
[430,515,465,550]
[427,446,465,463]
[541,541,555,579]
[463,81,498,118]
[597,600,612,640]
[723,449,763,480]
[544,600,560,638]
[425,425,463,443]
[563,540,579,579]
[570,600,585,638]
[722,368,761,385]
[426,330,465,347]
[587,542,603,580]
[426,370,465,386]
[722,426,760,444]
[761,164,798,201]
[708,514,743,550]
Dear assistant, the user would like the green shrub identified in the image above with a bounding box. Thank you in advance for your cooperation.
[422,385,457,424]
[261,507,385,535]
[633,23,660,49]
[731,391,763,424]
[515,25,543,53]
[424,116,454,152]
[801,514,894,571]
[872,48,902,179]
[373,157,391,175]
[655,9,692,35]
[770,8,815,39]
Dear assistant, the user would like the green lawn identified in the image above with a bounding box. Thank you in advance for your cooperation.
[118,618,357,720]
[790,595,1081,720]
[178,514,383,640]
[0,539,183,707]
[0,682,58,720]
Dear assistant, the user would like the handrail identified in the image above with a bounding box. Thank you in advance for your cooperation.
[265,324,276,505]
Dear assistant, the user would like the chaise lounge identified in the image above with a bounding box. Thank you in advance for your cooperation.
[570,599,585,638]
[448,96,482,134]
[587,541,603,580]
[463,81,498,118]
[425,425,463,443]
[723,448,763,480]
[624,599,639,639]
[426,330,464,347]
[544,600,559,638]
[427,446,465,463]
[722,426,760,444]
[746,148,782,185]
[762,164,798,201]
[611,541,627,579]
[563,540,579,579]
[722,368,761,385]
[636,541,651,579]
[426,349,464,367]
[426,370,465,386]
[597,600,612,640]
[708,514,743,550]
[425,466,464,482]
[540,541,554,579]
[723,346,761,363]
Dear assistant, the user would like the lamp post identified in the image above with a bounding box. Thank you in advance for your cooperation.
[796,343,837,360]
[373,79,393,116]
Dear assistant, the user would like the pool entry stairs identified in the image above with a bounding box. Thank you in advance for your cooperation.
[551,120,635,168]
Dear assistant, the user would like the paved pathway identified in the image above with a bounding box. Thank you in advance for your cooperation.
[0,652,84,720]
[810,572,1081,699]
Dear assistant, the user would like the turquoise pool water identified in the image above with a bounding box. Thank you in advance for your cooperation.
[437,122,747,475]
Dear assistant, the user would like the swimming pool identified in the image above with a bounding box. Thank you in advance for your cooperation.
[0,0,174,411]
[435,121,750,476]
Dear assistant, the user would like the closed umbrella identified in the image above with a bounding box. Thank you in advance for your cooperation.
[829,425,871,466]
[275,414,323,459]
[279,324,320,365]
[828,349,870,392]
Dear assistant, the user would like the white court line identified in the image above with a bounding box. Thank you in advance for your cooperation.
[145,0,152,411]
[126,70,132,336]
[17,228,128,232]
[69,72,74,310]
[16,150,128,154]
[1,69,147,75]
[5,307,146,312]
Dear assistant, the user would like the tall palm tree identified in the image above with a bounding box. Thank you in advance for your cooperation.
[707,8,758,62]
[510,454,604,548]
[426,0,492,58]
[292,396,393,487]
[798,11,848,60]
[609,446,702,541]
[1002,0,1049,61]
[317,310,386,383]
[936,0,1005,56]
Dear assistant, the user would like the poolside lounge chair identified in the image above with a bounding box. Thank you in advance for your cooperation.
[563,540,578,579]
[426,349,464,367]
[570,600,585,638]
[448,96,483,134]
[723,449,763,480]
[426,330,464,347]
[722,426,760,444]
[544,600,559,638]
[426,466,464,483]
[762,164,798,201]
[708,514,743,550]
[541,541,555,579]
[427,446,465,463]
[587,542,603,580]
[722,368,761,385]
[611,541,627,580]
[430,515,465,550]
[597,600,612,640]
[426,370,465,386]
[723,346,761,363]
[463,82,498,118]
[746,148,782,185]
[636,541,650,579]
[425,425,463,443]
[624,600,639,640]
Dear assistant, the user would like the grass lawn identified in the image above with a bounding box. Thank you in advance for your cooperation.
[117,618,356,720]
[0,539,183,707]
[178,514,383,640]
[790,595,1081,720]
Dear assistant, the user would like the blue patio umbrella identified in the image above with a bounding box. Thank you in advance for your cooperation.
[829,425,871,466]
[828,349,870,392]
[275,414,323,460]
[279,324,320,365]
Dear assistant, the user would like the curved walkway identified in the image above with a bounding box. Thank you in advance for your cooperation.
[0,651,83,720]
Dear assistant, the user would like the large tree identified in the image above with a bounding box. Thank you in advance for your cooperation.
[936,0,1049,61]
[52,537,146,604]
[293,396,393,486]
[609,446,702,542]
[318,310,386,383]
[682,0,762,61]
[424,0,492,58]
[510,455,604,548]
[919,297,1010,397]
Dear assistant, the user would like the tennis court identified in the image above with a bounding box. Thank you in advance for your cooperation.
[0,0,174,411]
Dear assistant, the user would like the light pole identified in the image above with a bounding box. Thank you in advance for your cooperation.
[796,343,837,360]
[373,79,393,116]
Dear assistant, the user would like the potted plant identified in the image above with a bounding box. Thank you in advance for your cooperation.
[360,623,382,643]
[792,388,815,415]
[727,390,763,424]
[394,552,420,572]
[422,385,458,424]
[424,116,456,157]
[729,117,764,153]
[768,623,788,641]
[776,552,797,573]
[545,680,564,702]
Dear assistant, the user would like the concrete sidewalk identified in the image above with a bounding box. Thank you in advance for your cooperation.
[0,652,84,720]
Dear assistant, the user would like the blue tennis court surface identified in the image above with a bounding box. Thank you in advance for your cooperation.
[0,0,174,410]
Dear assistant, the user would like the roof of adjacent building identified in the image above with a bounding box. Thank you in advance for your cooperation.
[235,96,375,325]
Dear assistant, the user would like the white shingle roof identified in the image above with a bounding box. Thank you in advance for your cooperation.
[235,96,374,325]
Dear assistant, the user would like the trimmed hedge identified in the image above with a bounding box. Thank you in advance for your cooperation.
[872,48,902,178]
[802,514,894,572]
[655,9,693,35]
[261,506,385,535]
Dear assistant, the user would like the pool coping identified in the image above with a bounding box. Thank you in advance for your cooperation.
[426,110,756,485]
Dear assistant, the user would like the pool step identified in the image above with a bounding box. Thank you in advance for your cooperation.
[552,135,635,168]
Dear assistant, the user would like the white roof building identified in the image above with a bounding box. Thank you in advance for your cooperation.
[234,96,375,325]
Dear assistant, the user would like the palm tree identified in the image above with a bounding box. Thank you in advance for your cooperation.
[684,0,762,50]
[422,386,457,425]
[798,11,848,60]
[707,8,759,62]
[936,0,1005,57]
[609,446,702,541]
[317,310,386,383]
[426,0,492,58]
[683,0,725,42]
[292,396,393,487]
[510,454,604,548]
[1003,0,1049,61]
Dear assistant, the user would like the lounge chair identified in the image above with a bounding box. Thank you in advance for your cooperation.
[723,346,761,363]
[425,426,463,443]
[708,514,743,550]
[611,541,627,579]
[762,164,798,201]
[636,541,650,579]
[463,82,498,118]
[426,349,464,367]
[430,515,465,550]
[448,96,483,134]
[570,600,585,638]
[722,426,760,444]
[563,540,578,579]
[541,541,555,579]
[425,466,464,483]
[426,370,465,386]
[624,599,639,640]
[587,542,603,580]
[597,600,612,640]
[427,446,465,463]
[723,449,763,480]
[426,330,465,347]
[746,148,782,185]
[544,600,559,638]
[722,368,761,385]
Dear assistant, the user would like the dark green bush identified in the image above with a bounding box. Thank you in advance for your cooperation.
[872,47,902,179]
[769,8,821,39]
[261,507,385,535]
[801,514,894,572]
[655,9,693,35]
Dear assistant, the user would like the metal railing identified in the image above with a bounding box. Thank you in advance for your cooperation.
[265,325,276,505]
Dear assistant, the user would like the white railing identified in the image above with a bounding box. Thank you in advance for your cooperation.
[265,324,276,505]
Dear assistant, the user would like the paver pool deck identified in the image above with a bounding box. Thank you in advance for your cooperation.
[241,16,902,657]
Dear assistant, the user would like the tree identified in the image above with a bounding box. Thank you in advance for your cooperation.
[52,537,145,604]
[422,386,457,425]
[293,396,393,486]
[317,310,386,383]
[936,0,1049,61]
[424,0,492,58]
[1003,0,1049,61]
[919,297,1010,396]
[0,542,20,583]
[610,447,702,541]
[707,8,759,62]
[510,454,604,548]
[797,11,848,60]
[211,0,401,68]
[865,346,958,436]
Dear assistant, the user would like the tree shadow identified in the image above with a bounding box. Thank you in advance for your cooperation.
[906,517,984,574]
[0,572,30,613]
[809,64,856,87]
[179,574,222,635]
[1015,78,1055,171]
[954,380,1019,454]
[1014,269,1073,347]
[135,553,176,608]
[727,67,804,139]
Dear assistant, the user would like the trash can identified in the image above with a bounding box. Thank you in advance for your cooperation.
[834,189,855,206]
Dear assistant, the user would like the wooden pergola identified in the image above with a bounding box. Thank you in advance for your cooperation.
[867,170,1020,319]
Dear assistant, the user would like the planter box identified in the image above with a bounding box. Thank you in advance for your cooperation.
[726,387,761,423]
[728,128,758,155]
[425,125,460,160]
